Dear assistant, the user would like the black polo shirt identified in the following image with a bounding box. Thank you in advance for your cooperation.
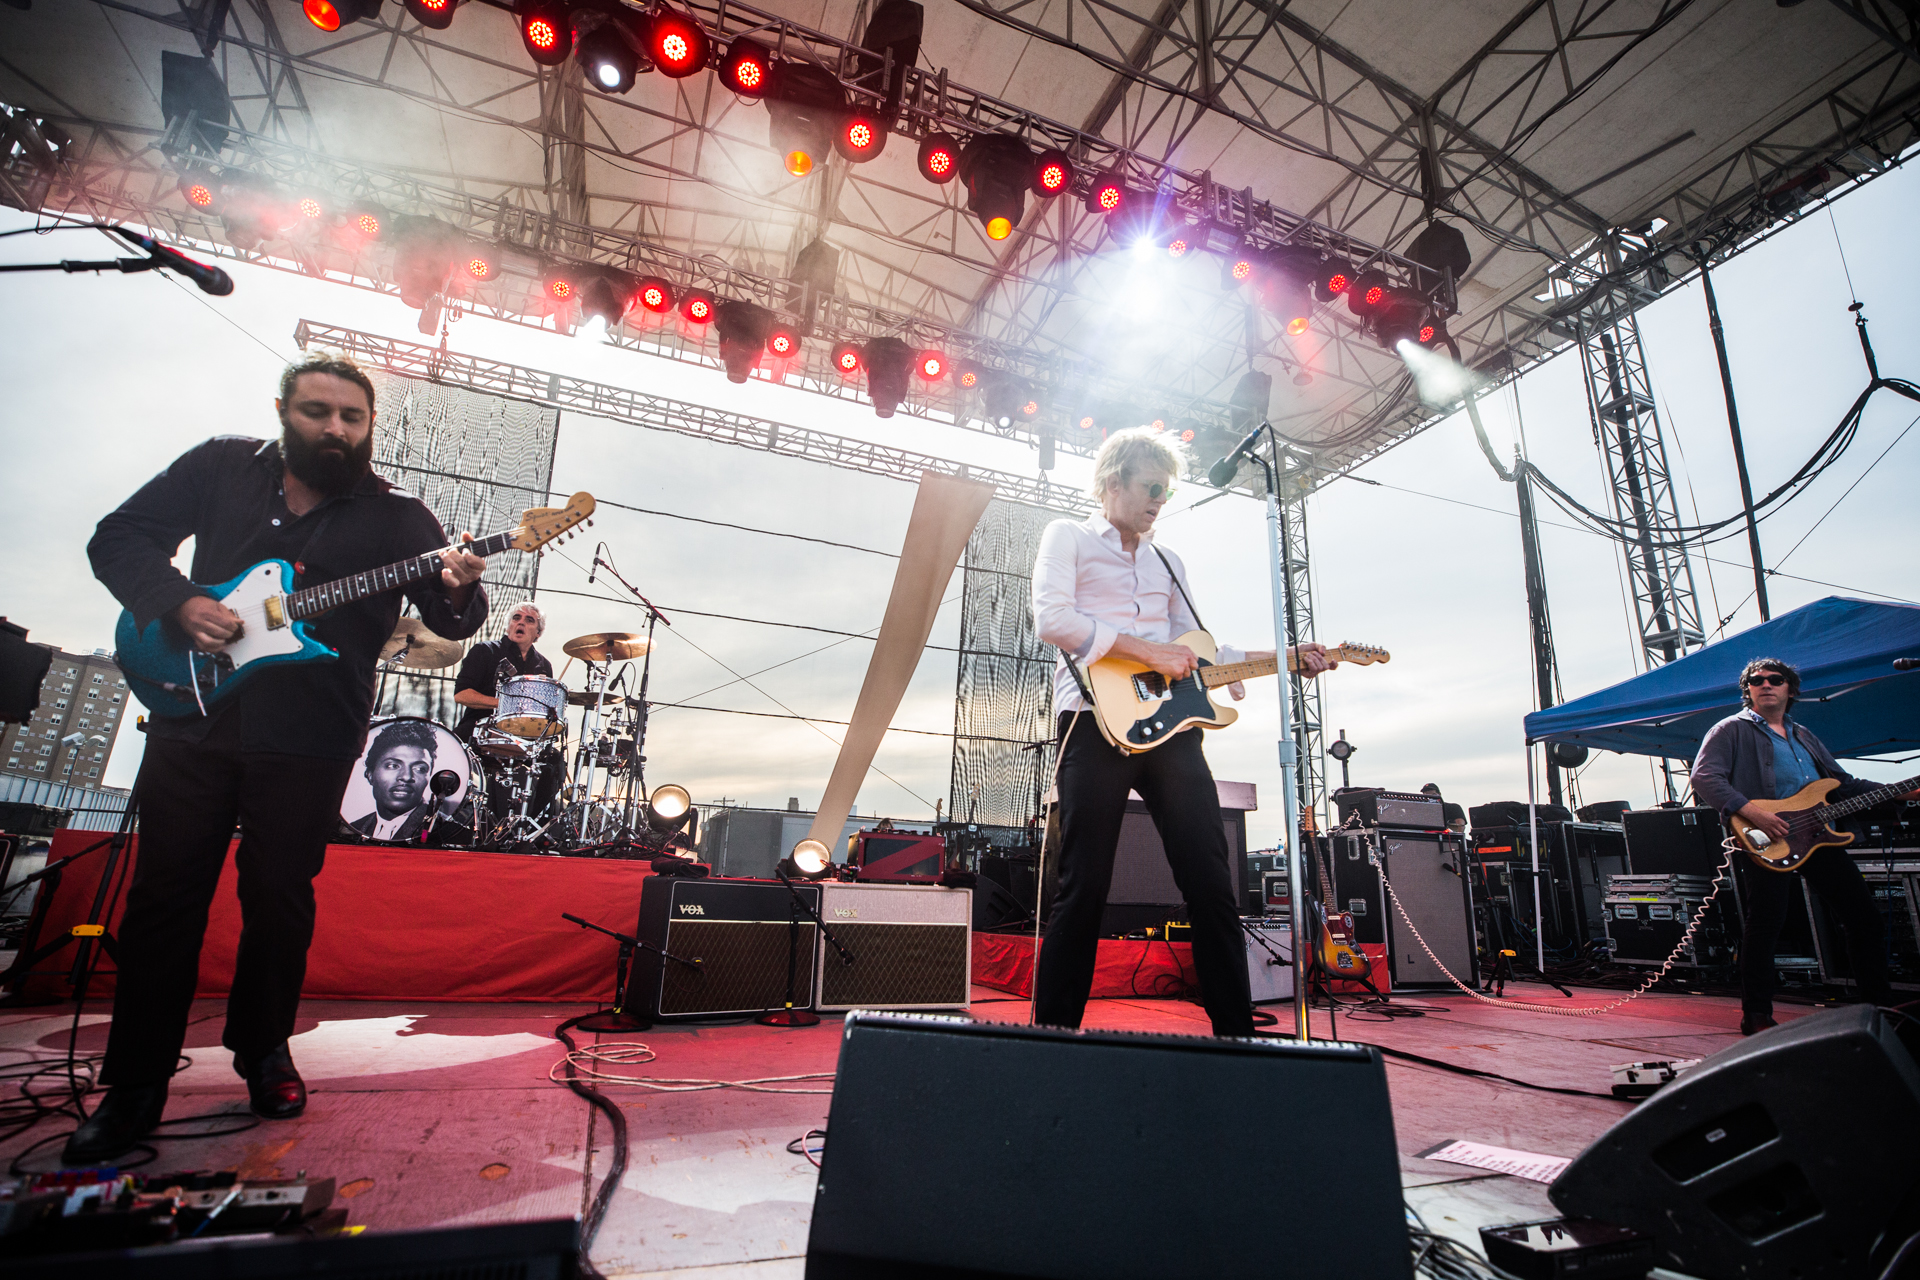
[452,636,554,740]
[89,436,489,760]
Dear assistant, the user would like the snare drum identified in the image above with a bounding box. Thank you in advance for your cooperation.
[495,675,568,739]
[343,717,485,845]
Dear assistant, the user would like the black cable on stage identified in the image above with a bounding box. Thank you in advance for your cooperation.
[553,1012,630,1279]
[1363,1042,1625,1102]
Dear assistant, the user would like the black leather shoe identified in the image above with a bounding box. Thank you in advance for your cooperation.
[1739,1014,1777,1036]
[234,1042,306,1119]
[62,1082,169,1165]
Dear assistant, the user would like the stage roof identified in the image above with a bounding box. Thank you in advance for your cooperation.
[2,1,1915,481]
[1523,596,1920,763]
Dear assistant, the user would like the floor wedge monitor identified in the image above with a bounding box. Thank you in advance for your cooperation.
[806,1013,1411,1279]
[1550,1005,1920,1278]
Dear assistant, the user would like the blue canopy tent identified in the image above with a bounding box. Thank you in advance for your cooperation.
[1523,596,1920,763]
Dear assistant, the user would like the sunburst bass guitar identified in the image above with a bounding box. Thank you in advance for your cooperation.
[116,493,596,718]
[1731,772,1920,872]
[1085,631,1389,754]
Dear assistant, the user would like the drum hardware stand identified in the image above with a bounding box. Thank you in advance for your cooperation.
[0,793,140,1006]
[757,870,855,1028]
[415,770,463,847]
[560,911,701,1032]
[592,553,672,839]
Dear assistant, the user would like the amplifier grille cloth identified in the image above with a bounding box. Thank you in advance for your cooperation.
[820,923,970,1007]
[661,920,816,1015]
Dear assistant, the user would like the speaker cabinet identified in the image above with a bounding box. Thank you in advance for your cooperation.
[633,877,819,1019]
[1550,1006,1920,1278]
[814,882,971,1012]
[806,1012,1411,1279]
[1242,918,1293,1004]
[1326,830,1475,989]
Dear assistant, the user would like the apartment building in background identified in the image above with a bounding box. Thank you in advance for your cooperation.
[1,648,129,785]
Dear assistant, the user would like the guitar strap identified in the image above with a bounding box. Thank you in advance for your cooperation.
[1150,544,1207,634]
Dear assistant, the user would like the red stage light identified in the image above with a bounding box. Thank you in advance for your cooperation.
[1088,177,1125,214]
[466,254,497,281]
[638,278,675,313]
[767,329,799,358]
[1032,149,1074,197]
[1286,316,1309,336]
[1364,284,1384,306]
[837,115,886,163]
[1181,429,1195,442]
[1326,272,1350,295]
[722,37,773,96]
[958,367,979,389]
[918,133,961,184]
[1419,324,1436,343]
[547,277,573,301]
[832,343,862,376]
[1078,415,1095,430]
[184,182,215,209]
[1020,399,1040,418]
[518,1,572,64]
[681,291,715,324]
[648,9,709,78]
[917,351,946,381]
[304,0,342,31]
[357,213,380,235]
[1231,258,1254,280]
[1168,238,1189,258]
[298,196,324,220]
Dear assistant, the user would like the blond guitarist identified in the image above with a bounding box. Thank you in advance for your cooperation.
[1031,426,1330,1036]
[1693,658,1916,1035]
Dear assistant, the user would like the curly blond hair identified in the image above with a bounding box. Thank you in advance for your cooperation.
[1090,425,1187,500]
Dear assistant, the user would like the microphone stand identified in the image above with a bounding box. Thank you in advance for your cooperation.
[597,557,671,840]
[756,871,854,1027]
[561,911,702,1032]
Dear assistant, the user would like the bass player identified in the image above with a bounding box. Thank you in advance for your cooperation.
[1031,426,1329,1037]
[72,352,488,1163]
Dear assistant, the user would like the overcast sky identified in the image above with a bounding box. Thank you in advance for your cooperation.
[2,160,1915,848]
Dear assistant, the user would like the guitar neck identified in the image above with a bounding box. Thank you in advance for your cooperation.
[285,529,515,621]
[1198,649,1336,688]
[1819,774,1920,821]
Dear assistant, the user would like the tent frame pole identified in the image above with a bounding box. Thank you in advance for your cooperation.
[1527,744,1545,975]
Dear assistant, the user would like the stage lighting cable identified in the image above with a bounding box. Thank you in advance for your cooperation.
[553,1013,628,1279]
[548,1042,835,1094]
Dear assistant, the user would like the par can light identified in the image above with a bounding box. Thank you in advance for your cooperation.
[722,36,773,97]
[517,0,572,64]
[647,8,710,78]
[917,132,961,184]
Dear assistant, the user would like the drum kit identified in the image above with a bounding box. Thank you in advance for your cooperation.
[351,615,690,858]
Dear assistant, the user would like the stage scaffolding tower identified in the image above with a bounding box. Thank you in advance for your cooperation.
[1274,456,1328,831]
[1551,231,1707,797]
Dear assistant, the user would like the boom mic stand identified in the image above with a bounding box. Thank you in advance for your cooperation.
[561,911,702,1032]
[594,552,671,842]
[757,871,855,1028]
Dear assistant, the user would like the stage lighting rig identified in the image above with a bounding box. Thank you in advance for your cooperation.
[767,327,800,359]
[1221,243,1256,287]
[1371,291,1432,350]
[634,276,675,314]
[865,337,912,417]
[303,0,381,32]
[1032,148,1074,198]
[767,61,844,177]
[918,132,961,184]
[1346,268,1389,317]
[1086,170,1126,215]
[916,350,947,381]
[578,269,639,329]
[645,7,710,79]
[858,0,922,116]
[959,133,1033,241]
[176,169,218,211]
[779,839,833,880]
[716,300,773,381]
[542,266,577,307]
[579,15,641,94]
[516,0,572,65]
[1310,257,1354,303]
[981,374,1039,428]
[404,0,457,28]
[217,173,293,251]
[393,216,460,309]
[722,36,774,97]
[1405,220,1470,297]
[836,112,887,163]
[646,784,694,833]
[831,342,863,377]
[953,360,982,391]
[680,288,715,324]
[461,242,500,282]
[1254,254,1314,337]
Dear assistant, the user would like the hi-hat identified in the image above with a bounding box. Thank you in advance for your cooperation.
[567,689,641,708]
[380,618,463,669]
[563,631,651,661]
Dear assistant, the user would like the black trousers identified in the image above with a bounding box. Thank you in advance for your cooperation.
[1736,845,1891,1019]
[1035,711,1253,1036]
[102,723,354,1085]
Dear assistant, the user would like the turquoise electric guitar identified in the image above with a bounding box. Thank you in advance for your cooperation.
[116,493,595,718]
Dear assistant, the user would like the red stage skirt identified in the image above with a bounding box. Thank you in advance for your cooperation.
[20,830,654,1003]
[970,931,1199,1000]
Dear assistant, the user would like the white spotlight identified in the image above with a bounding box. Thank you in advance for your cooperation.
[1397,339,1480,408]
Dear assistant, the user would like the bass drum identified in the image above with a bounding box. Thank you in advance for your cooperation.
[342,716,486,846]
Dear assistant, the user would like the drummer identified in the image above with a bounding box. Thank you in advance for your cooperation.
[452,602,554,741]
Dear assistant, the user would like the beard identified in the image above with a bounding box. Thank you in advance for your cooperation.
[281,417,373,495]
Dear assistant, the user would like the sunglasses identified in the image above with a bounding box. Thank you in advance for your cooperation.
[1746,673,1790,687]
[1139,481,1175,501]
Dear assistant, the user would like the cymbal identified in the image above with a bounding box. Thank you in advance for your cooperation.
[380,618,463,669]
[563,631,651,662]
[566,689,641,708]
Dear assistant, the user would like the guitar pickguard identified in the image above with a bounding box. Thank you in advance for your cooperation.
[1122,660,1226,748]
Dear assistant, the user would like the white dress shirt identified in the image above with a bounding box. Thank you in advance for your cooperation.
[1031,512,1242,714]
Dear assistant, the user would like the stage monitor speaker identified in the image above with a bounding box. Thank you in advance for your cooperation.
[1550,1006,1920,1279]
[814,882,971,1012]
[1377,831,1477,990]
[1622,806,1723,877]
[1242,917,1293,1004]
[806,1012,1411,1279]
[633,876,820,1019]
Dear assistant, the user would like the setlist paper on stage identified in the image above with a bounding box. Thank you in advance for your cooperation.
[1415,1139,1572,1184]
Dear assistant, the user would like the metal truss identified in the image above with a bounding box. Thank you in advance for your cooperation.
[1266,449,1324,826]
[294,321,1093,513]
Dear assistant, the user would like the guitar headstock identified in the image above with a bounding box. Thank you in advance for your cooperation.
[1328,642,1390,666]
[514,492,597,552]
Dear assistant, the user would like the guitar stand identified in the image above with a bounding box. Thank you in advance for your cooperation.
[560,911,701,1032]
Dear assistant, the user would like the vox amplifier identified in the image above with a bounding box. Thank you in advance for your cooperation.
[633,876,820,1019]
[814,882,971,1012]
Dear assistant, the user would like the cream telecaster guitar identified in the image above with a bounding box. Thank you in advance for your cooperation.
[1086,630,1389,754]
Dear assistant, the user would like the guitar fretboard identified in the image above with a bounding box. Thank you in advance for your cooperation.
[1197,646,1371,688]
[1817,774,1920,821]
[285,529,517,621]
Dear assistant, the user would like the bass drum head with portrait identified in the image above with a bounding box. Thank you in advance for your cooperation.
[341,716,482,845]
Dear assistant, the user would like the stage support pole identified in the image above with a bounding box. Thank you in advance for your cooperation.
[1255,428,1310,1042]
[1699,264,1770,621]
[1527,746,1544,975]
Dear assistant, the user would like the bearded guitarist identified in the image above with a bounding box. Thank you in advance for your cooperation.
[72,352,489,1164]
[1693,657,1916,1035]
[1031,427,1330,1037]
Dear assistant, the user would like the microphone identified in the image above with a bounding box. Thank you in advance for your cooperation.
[1208,423,1267,488]
[1896,658,1920,671]
[108,225,234,296]
[588,556,599,586]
